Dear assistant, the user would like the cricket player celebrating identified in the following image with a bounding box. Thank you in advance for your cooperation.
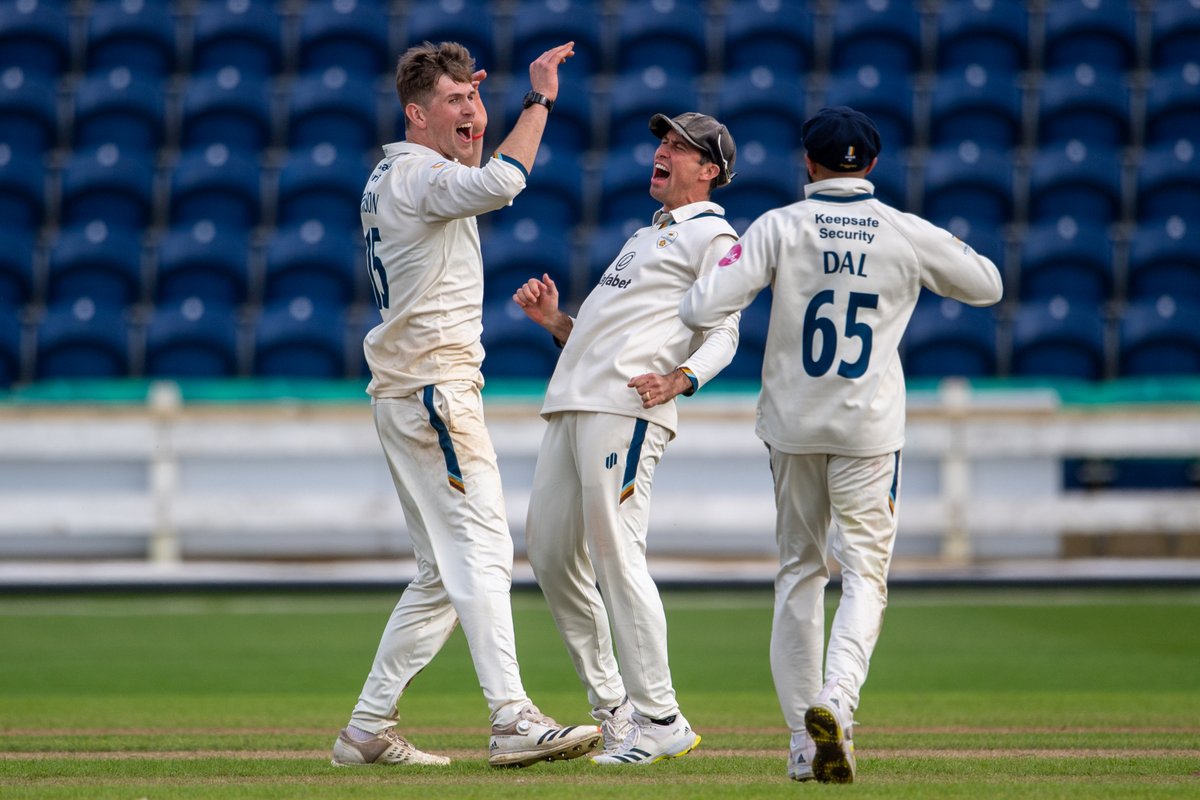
[331,40,602,769]
[680,106,1003,783]
[514,113,741,765]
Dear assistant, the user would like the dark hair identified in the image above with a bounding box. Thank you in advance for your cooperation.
[395,41,475,109]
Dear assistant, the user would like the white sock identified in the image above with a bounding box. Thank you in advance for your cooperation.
[346,724,378,742]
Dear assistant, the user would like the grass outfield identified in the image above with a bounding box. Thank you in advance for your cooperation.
[1,586,1198,798]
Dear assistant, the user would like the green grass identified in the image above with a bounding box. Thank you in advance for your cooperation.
[1,587,1198,798]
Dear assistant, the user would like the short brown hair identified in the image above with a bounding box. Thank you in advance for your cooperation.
[395,41,475,109]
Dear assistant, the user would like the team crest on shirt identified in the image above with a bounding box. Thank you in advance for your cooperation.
[656,231,678,249]
[718,243,742,267]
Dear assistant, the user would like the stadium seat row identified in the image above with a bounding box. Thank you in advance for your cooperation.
[2,0,1197,81]
[3,294,1199,388]
[5,61,1197,161]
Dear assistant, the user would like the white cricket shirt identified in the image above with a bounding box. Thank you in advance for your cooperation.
[360,142,528,398]
[542,201,740,437]
[680,178,1003,456]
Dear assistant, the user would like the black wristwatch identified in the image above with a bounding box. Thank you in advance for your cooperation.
[522,90,554,113]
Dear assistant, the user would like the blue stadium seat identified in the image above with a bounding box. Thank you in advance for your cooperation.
[509,0,605,78]
[596,149,659,230]
[719,0,814,75]
[346,306,376,378]
[59,143,156,230]
[1118,296,1200,377]
[830,0,923,75]
[928,65,1024,150]
[1035,66,1131,148]
[1145,66,1200,147]
[403,1,498,74]
[0,1,71,79]
[863,151,910,212]
[263,219,361,307]
[252,298,348,378]
[0,230,36,307]
[902,298,999,379]
[0,300,22,388]
[1028,141,1124,225]
[296,0,390,77]
[1017,218,1113,303]
[191,0,284,77]
[1151,0,1200,71]
[922,143,1014,227]
[46,221,144,306]
[0,68,59,153]
[153,220,252,306]
[34,299,131,379]
[1042,0,1138,73]
[0,144,46,229]
[479,220,574,304]
[718,154,800,235]
[604,69,703,152]
[584,221,641,287]
[1134,142,1200,224]
[613,0,709,77]
[168,144,262,229]
[935,0,1029,73]
[490,145,586,232]
[143,297,242,378]
[928,216,1006,268]
[819,68,917,150]
[71,68,166,152]
[712,68,808,158]
[499,77,596,156]
[716,288,770,383]
[480,300,561,380]
[276,144,371,230]
[1127,218,1200,304]
[1009,296,1108,381]
[286,67,380,152]
[84,1,177,76]
[179,67,273,152]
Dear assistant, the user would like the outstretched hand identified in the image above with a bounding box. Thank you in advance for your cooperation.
[529,42,575,101]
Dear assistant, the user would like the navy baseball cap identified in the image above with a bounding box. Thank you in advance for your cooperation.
[649,112,737,186]
[801,106,881,173]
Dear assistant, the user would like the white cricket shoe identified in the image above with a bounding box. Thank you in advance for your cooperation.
[591,698,636,754]
[592,711,701,765]
[804,678,856,783]
[330,727,451,766]
[488,705,602,768]
[788,729,816,782]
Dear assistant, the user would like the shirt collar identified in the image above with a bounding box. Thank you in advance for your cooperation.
[651,200,726,227]
[804,177,875,201]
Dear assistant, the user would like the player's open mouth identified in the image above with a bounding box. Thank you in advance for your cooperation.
[652,162,670,181]
[456,123,472,142]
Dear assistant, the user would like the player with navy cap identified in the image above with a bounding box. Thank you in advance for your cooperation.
[680,106,1002,783]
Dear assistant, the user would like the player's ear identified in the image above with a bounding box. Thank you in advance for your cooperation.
[405,102,427,129]
[863,157,877,176]
[699,161,719,182]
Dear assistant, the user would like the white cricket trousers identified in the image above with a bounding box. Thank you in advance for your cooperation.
[525,411,679,720]
[768,448,901,732]
[349,381,531,731]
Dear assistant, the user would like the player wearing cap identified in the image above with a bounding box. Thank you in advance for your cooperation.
[513,112,741,766]
[680,106,1003,783]
[331,40,604,770]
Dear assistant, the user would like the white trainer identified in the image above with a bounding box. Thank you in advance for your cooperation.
[804,678,856,783]
[788,729,816,782]
[488,705,602,768]
[330,727,451,766]
[591,698,636,754]
[592,711,701,766]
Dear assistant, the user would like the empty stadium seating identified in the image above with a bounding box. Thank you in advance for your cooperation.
[1,0,1198,385]
[1118,296,1200,377]
[902,298,999,379]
